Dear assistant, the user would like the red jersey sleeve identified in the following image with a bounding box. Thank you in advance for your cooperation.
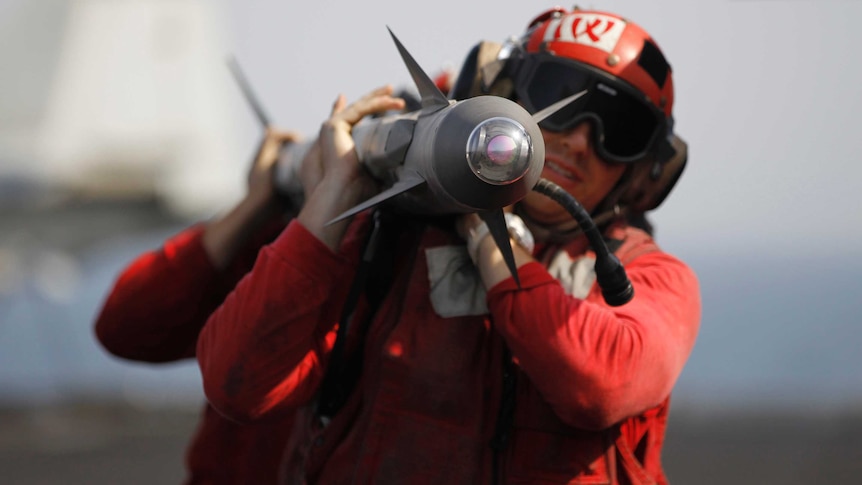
[197,219,366,422]
[487,251,700,430]
[94,219,285,363]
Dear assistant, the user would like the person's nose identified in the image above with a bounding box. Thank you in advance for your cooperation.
[558,121,593,158]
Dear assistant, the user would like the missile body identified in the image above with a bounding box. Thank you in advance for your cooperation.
[236,28,630,300]
[271,28,584,284]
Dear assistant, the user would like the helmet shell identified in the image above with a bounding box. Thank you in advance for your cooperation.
[523,8,673,118]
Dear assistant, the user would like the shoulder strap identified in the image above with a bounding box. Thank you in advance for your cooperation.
[314,211,418,424]
[315,210,389,423]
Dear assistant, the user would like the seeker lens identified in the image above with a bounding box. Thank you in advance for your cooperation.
[466,117,533,185]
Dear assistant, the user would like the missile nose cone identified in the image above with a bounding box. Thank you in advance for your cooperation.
[466,117,533,185]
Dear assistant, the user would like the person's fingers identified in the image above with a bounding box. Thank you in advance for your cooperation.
[330,94,348,117]
[272,130,302,144]
[455,213,483,241]
[318,95,347,153]
[330,85,405,127]
[315,86,406,184]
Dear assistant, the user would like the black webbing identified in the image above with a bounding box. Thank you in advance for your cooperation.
[490,345,517,485]
[315,210,386,421]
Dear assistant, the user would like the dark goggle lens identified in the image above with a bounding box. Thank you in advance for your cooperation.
[588,83,659,159]
[524,61,591,120]
[521,59,662,161]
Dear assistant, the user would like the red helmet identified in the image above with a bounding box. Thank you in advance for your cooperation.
[523,7,673,117]
[509,7,675,164]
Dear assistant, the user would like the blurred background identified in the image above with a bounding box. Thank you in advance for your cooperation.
[2,0,861,483]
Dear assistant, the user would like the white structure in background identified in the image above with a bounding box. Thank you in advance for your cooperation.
[0,0,243,405]
[1,0,244,217]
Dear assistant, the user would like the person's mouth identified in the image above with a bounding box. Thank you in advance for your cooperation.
[544,158,582,182]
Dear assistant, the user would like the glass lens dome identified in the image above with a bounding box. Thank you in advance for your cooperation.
[466,117,533,185]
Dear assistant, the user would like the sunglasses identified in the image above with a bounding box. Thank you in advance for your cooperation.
[513,53,667,164]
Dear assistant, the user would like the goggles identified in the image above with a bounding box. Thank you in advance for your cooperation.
[512,53,667,164]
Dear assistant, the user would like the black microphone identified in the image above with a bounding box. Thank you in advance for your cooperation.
[531,178,634,306]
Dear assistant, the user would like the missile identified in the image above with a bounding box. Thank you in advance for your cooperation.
[229,32,634,303]
[273,29,584,284]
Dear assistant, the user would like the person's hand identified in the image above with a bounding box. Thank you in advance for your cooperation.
[455,205,515,241]
[312,85,405,201]
[247,127,301,206]
[298,138,323,199]
[455,213,483,242]
[202,128,300,269]
[298,85,405,251]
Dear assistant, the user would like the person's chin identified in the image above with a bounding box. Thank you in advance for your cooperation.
[521,197,570,225]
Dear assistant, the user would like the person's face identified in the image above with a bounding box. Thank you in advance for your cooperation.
[520,121,627,225]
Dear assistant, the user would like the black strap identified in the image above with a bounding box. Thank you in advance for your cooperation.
[315,210,387,421]
[490,345,517,485]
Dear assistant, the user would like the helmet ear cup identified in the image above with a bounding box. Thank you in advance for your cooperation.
[624,134,687,213]
[650,161,663,180]
[449,41,513,100]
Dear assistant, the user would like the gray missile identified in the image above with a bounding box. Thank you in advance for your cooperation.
[266,29,585,284]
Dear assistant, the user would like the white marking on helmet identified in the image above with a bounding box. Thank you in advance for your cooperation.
[543,13,627,54]
[597,83,618,96]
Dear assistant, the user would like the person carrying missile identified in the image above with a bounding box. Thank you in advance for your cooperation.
[93,126,301,484]
[197,7,700,484]
[93,67,454,483]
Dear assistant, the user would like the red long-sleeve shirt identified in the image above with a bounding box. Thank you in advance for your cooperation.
[198,217,700,484]
[94,221,295,485]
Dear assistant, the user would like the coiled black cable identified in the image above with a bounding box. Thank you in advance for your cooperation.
[532,178,634,306]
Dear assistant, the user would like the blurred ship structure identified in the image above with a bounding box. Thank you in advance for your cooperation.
[0,0,245,407]
[1,0,244,215]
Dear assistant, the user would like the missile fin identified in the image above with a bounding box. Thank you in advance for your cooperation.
[531,90,588,125]
[226,55,271,128]
[326,172,427,225]
[387,27,450,111]
[479,210,521,288]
